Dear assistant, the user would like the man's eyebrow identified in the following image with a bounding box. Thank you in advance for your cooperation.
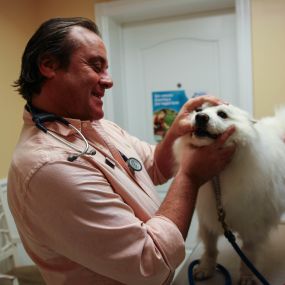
[89,56,106,63]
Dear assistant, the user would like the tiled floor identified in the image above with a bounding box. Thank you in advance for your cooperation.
[173,223,285,285]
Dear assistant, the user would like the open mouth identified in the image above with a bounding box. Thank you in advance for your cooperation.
[92,92,103,98]
[194,128,219,139]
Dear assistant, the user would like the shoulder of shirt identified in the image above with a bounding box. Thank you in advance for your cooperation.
[100,119,121,129]
[9,136,94,191]
[99,119,127,136]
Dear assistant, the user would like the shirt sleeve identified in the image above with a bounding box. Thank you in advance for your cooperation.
[25,160,185,285]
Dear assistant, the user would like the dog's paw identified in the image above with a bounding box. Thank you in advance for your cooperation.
[193,264,216,280]
[239,275,257,285]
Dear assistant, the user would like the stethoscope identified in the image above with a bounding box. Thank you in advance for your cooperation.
[26,103,142,172]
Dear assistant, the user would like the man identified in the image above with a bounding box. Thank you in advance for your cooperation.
[8,17,235,285]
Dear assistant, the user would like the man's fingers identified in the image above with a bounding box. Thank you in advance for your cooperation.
[183,95,224,113]
[179,119,193,132]
[217,126,236,145]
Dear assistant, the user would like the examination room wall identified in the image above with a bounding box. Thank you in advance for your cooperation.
[0,0,95,179]
[0,0,38,180]
[1,0,285,179]
[251,0,285,118]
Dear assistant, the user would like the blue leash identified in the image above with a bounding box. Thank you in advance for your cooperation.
[188,259,232,285]
[224,230,271,285]
[187,230,271,285]
[187,177,272,285]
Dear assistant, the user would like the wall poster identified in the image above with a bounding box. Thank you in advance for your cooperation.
[152,90,188,142]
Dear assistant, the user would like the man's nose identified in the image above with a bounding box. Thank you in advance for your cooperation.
[100,74,113,89]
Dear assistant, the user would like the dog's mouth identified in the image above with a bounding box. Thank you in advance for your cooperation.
[193,127,219,139]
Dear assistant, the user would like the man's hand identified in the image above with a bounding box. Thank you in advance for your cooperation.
[155,95,229,180]
[177,126,236,188]
[166,95,226,141]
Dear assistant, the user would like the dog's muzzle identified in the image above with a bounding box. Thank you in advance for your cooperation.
[194,113,218,139]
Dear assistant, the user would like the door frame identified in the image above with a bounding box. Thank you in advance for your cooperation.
[95,0,253,127]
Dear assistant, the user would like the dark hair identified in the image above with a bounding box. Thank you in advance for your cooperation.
[14,17,101,101]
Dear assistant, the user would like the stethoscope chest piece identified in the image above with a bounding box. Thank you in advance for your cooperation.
[119,151,142,172]
[127,157,142,172]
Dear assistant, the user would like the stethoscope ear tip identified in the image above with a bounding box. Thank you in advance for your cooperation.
[67,149,96,162]
[67,155,78,162]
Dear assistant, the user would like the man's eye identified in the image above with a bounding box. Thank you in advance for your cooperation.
[92,65,102,72]
[217,111,228,119]
[90,62,102,72]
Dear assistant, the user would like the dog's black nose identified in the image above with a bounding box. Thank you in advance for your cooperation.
[195,113,209,127]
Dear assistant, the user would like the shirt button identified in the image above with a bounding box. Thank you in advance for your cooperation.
[82,122,88,128]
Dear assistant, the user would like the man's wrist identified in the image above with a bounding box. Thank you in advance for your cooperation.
[175,169,201,193]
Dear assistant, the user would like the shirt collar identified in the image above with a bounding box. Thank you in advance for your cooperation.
[23,109,95,137]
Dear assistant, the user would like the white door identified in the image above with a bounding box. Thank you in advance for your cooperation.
[122,10,237,144]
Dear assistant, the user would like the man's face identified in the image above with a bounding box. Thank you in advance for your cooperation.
[51,26,113,121]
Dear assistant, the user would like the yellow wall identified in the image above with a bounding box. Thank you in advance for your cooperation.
[35,0,94,25]
[251,0,285,118]
[0,0,95,179]
[0,0,38,179]
[0,0,285,178]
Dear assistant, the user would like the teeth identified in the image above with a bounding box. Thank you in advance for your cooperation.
[194,128,219,139]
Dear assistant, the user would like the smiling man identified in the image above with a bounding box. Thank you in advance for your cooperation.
[8,17,235,285]
[31,25,113,120]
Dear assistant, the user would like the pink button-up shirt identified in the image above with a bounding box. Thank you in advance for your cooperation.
[8,110,185,285]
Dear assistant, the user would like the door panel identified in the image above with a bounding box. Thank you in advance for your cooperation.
[123,11,237,143]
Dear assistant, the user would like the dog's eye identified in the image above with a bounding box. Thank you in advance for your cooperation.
[195,107,203,112]
[217,111,228,119]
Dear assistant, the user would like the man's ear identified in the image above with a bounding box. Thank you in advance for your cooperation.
[38,55,59,78]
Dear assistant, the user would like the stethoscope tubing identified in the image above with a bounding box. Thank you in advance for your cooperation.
[47,124,89,154]
[27,103,142,169]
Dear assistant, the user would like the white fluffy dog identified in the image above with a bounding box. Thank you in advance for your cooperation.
[173,103,285,285]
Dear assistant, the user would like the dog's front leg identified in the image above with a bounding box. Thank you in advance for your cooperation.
[194,224,219,280]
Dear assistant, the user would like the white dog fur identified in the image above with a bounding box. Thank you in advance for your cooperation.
[173,103,285,285]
